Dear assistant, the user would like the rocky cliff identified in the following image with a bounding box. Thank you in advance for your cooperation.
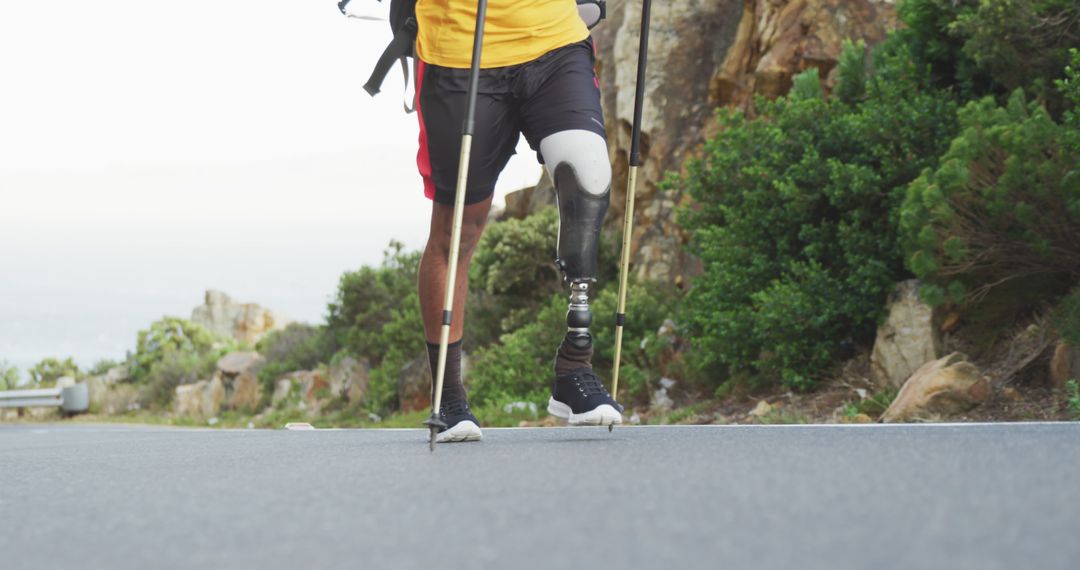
[507,0,898,286]
[191,290,292,345]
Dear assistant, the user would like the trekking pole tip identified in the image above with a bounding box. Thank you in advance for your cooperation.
[423,413,447,452]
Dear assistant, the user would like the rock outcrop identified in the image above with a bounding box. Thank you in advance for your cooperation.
[881,353,990,423]
[1049,342,1080,390]
[191,290,291,345]
[330,356,369,403]
[398,354,431,413]
[870,280,943,389]
[175,381,207,416]
[503,0,899,285]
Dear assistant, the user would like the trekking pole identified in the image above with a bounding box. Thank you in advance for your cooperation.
[424,0,488,452]
[610,0,652,428]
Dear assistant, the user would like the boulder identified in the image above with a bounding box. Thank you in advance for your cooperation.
[650,377,676,412]
[1049,341,1080,390]
[749,400,773,418]
[398,353,431,413]
[272,378,295,407]
[203,374,227,417]
[98,383,142,416]
[175,380,207,416]
[881,353,990,423]
[229,372,261,412]
[278,370,330,406]
[330,356,369,402]
[191,290,292,345]
[216,352,265,376]
[870,280,942,389]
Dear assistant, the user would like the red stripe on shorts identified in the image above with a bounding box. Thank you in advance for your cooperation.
[415,59,436,201]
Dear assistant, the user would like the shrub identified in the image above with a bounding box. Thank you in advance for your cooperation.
[1055,288,1080,346]
[897,0,1079,113]
[28,357,80,387]
[468,207,563,346]
[129,317,232,382]
[139,350,214,409]
[0,361,20,391]
[1057,48,1080,130]
[590,281,684,402]
[128,317,235,408]
[362,289,425,414]
[467,294,565,406]
[1067,379,1080,420]
[676,41,958,389]
[900,89,1080,306]
[466,277,681,407]
[325,241,425,414]
[85,359,121,377]
[325,241,422,364]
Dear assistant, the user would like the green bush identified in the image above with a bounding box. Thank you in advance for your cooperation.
[0,361,20,391]
[325,241,422,365]
[468,294,565,406]
[590,281,684,401]
[129,317,232,381]
[28,357,80,387]
[128,317,235,408]
[1066,379,1080,420]
[325,241,425,414]
[466,278,680,407]
[468,207,563,347]
[897,0,1078,114]
[900,89,1080,306]
[139,349,214,410]
[1057,48,1080,130]
[85,359,121,377]
[676,41,958,389]
[1055,288,1080,346]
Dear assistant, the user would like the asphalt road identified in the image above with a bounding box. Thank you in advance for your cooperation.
[2,422,1078,570]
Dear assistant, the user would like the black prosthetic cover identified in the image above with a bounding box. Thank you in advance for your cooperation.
[554,163,609,283]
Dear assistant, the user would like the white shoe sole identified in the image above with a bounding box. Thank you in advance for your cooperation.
[436,420,483,443]
[547,398,623,427]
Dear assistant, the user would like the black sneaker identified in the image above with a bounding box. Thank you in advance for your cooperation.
[436,398,483,443]
[547,368,624,427]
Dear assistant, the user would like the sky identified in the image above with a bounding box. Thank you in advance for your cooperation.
[0,0,542,376]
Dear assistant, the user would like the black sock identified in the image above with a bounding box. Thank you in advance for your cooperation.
[427,340,466,405]
[554,334,593,375]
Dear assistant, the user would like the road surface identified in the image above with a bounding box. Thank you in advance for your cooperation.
[2,422,1078,569]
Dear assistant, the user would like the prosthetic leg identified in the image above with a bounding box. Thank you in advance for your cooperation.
[541,130,622,428]
[554,161,608,359]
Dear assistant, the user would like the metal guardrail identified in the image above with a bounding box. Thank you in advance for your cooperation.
[0,383,89,413]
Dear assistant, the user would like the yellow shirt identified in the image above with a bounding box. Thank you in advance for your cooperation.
[415,0,588,68]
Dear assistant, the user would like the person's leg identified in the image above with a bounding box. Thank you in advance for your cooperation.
[414,60,519,441]
[518,39,623,426]
[418,195,493,397]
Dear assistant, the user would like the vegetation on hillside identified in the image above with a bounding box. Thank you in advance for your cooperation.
[8,0,1077,426]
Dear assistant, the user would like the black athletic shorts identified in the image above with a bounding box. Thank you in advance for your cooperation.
[415,38,606,205]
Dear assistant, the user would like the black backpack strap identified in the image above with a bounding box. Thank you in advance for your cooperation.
[400,56,415,113]
[363,16,418,97]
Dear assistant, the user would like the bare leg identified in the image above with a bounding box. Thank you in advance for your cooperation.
[418,195,493,345]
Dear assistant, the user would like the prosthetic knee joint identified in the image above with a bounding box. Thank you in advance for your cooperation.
[541,130,612,348]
